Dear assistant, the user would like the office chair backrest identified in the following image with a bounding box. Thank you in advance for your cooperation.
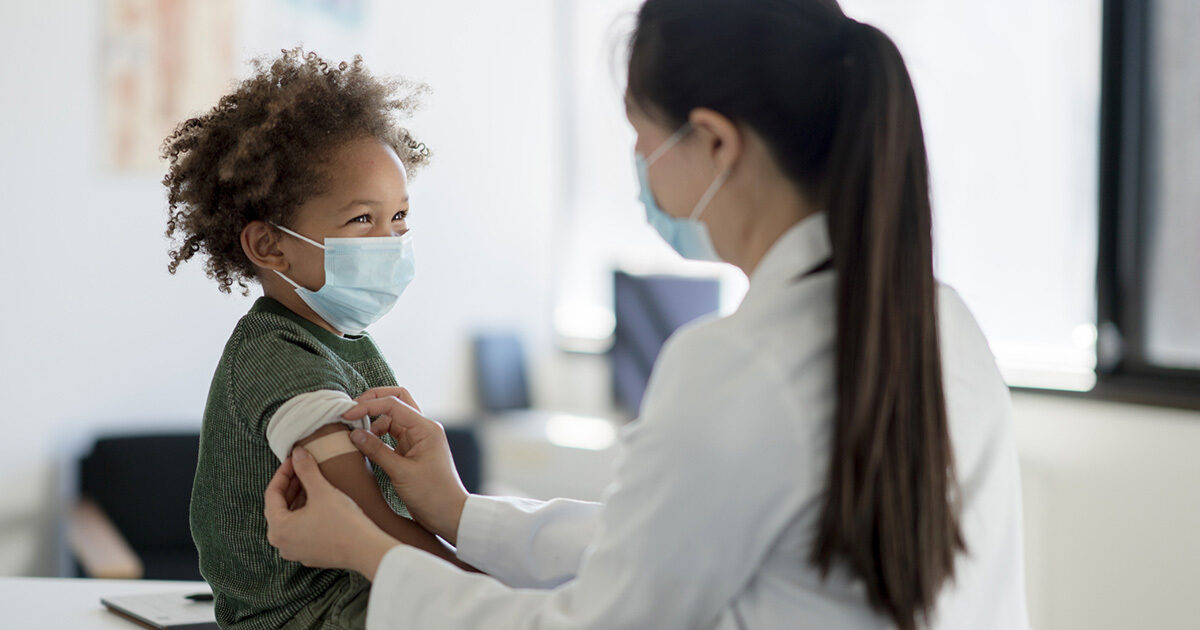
[79,433,201,577]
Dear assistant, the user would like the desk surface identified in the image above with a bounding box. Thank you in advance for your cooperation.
[0,577,210,629]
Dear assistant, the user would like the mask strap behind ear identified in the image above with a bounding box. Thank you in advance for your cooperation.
[690,168,731,221]
[272,223,326,250]
[273,269,305,291]
[646,123,694,165]
[270,224,322,292]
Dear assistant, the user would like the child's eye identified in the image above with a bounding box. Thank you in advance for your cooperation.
[393,210,408,221]
[349,214,371,224]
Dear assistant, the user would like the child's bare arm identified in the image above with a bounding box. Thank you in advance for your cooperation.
[295,424,480,572]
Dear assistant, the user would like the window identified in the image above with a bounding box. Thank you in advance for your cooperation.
[1096,0,1200,407]
[552,1,745,354]
[839,0,1104,391]
[554,0,1200,407]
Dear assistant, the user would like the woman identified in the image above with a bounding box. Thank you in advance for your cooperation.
[264,1,1029,627]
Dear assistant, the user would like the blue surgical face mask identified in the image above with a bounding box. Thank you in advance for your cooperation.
[635,124,731,262]
[272,224,415,335]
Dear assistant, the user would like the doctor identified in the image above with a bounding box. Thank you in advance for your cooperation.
[264,0,1029,628]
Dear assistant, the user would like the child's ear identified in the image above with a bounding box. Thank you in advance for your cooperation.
[241,221,288,271]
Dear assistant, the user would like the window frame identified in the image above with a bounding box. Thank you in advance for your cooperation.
[1090,0,1200,409]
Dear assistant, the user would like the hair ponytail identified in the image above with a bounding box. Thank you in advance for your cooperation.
[810,20,964,629]
[627,3,963,628]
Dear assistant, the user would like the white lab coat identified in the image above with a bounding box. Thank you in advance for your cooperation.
[366,213,1030,629]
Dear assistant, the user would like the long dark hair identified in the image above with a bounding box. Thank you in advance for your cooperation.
[627,1,964,627]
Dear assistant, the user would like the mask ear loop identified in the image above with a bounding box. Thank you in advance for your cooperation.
[646,123,693,166]
[269,223,324,289]
[272,269,306,290]
[272,223,326,250]
[690,168,731,221]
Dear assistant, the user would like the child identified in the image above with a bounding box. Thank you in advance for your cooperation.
[163,48,459,629]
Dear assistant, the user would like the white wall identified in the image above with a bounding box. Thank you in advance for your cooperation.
[0,0,560,575]
[1012,393,1200,630]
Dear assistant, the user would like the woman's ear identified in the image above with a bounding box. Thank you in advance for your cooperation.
[241,221,288,272]
[688,107,743,174]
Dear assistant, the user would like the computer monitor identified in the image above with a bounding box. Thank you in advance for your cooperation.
[611,271,720,415]
[473,332,531,413]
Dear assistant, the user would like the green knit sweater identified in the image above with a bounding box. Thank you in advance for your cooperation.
[190,297,408,629]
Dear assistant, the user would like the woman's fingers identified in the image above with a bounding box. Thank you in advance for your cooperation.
[343,396,422,424]
[369,416,414,453]
[263,457,295,518]
[285,475,302,505]
[370,415,391,435]
[394,426,414,455]
[289,489,307,511]
[263,449,385,573]
[354,386,421,411]
[349,411,467,545]
[350,428,411,479]
[344,396,431,440]
[290,447,334,495]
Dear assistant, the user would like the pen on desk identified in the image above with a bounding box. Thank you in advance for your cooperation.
[186,592,214,602]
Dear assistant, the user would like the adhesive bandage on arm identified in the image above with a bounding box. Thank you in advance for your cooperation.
[265,390,369,462]
[299,431,359,463]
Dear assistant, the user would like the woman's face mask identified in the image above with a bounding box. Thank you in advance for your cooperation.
[635,123,731,262]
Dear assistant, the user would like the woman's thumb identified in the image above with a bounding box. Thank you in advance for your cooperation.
[291,447,332,492]
[351,429,408,476]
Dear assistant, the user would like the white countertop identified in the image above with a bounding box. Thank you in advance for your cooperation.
[0,577,210,629]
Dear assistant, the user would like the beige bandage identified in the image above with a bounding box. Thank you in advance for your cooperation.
[266,390,366,463]
[302,432,359,463]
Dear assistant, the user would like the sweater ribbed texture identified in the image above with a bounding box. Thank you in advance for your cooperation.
[190,297,408,629]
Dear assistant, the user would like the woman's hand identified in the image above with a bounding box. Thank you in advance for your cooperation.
[264,448,401,580]
[342,394,470,546]
[355,386,423,410]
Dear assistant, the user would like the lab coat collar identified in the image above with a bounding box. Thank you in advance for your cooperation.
[746,212,832,298]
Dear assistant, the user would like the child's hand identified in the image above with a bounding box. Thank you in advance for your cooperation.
[264,448,399,580]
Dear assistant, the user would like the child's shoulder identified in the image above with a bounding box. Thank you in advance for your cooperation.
[212,303,365,424]
[215,300,350,387]
[225,307,333,364]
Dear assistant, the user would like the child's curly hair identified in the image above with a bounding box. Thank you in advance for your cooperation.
[162,47,430,294]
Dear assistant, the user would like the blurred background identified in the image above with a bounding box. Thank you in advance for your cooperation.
[0,1,1197,629]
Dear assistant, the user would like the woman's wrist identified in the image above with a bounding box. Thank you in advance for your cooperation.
[351,527,401,582]
[435,490,469,547]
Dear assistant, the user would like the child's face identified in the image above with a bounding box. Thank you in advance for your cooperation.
[278,136,411,291]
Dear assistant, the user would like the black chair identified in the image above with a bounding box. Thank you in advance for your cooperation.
[68,432,202,580]
[444,427,483,495]
[67,429,483,580]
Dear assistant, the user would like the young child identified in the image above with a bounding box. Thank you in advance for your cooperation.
[163,48,459,629]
